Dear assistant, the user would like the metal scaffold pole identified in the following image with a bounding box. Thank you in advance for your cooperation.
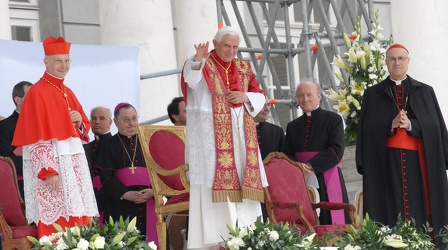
[213,0,376,128]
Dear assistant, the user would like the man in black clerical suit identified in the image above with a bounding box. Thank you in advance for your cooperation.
[282,79,350,225]
[0,81,33,199]
[83,106,112,212]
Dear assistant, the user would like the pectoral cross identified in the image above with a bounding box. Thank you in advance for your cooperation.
[130,163,135,174]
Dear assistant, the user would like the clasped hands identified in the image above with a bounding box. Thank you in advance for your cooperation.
[45,175,60,190]
[122,189,154,204]
[392,109,410,130]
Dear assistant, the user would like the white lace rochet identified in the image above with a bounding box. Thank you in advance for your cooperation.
[23,137,99,225]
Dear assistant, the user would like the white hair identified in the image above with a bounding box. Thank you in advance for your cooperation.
[214,26,241,42]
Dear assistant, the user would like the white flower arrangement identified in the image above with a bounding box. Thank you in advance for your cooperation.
[328,10,392,143]
[223,215,436,249]
[27,216,157,250]
[223,216,320,250]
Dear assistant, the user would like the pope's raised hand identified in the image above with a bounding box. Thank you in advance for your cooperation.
[194,42,209,61]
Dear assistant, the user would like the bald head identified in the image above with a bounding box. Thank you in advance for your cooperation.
[90,106,112,136]
[296,80,321,113]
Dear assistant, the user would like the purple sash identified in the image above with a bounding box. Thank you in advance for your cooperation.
[115,167,158,247]
[295,151,345,224]
[92,176,104,226]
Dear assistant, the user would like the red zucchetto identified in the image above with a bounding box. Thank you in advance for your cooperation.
[43,36,71,55]
[387,43,409,54]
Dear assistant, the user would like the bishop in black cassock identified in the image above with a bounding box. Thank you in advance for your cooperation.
[96,103,158,247]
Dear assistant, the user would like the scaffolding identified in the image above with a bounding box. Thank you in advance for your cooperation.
[214,0,377,128]
[141,0,379,127]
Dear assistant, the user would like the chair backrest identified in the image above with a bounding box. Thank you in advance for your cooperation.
[137,125,188,192]
[263,152,316,226]
[0,156,26,226]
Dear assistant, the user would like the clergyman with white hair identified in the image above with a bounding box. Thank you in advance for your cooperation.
[181,26,268,249]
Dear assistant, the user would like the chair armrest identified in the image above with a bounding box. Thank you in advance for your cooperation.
[150,164,190,198]
[179,164,190,191]
[270,201,316,233]
[312,201,356,223]
[153,163,189,177]
[312,201,354,211]
[0,205,14,239]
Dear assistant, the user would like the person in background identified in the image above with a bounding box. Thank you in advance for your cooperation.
[0,80,33,200]
[181,26,267,249]
[356,43,448,249]
[83,106,112,218]
[167,96,187,126]
[96,102,158,247]
[254,99,284,160]
[253,98,284,222]
[167,96,188,247]
[282,79,350,225]
[12,36,98,238]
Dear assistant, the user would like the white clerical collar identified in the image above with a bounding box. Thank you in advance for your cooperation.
[391,77,407,85]
[95,131,111,140]
[306,105,319,117]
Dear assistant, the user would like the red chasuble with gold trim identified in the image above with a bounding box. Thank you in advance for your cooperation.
[202,51,265,203]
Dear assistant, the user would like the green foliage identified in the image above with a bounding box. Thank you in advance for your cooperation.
[329,214,434,250]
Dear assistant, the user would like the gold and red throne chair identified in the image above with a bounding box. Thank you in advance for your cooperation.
[137,125,189,250]
[0,156,38,250]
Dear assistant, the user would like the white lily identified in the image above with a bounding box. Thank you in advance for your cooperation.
[348,49,358,64]
[384,238,408,248]
[343,33,351,48]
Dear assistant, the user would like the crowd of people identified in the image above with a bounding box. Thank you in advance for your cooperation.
[1,27,448,250]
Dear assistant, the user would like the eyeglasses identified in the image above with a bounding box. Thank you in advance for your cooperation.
[386,56,408,63]
[53,58,72,65]
[116,116,138,123]
[264,103,272,108]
